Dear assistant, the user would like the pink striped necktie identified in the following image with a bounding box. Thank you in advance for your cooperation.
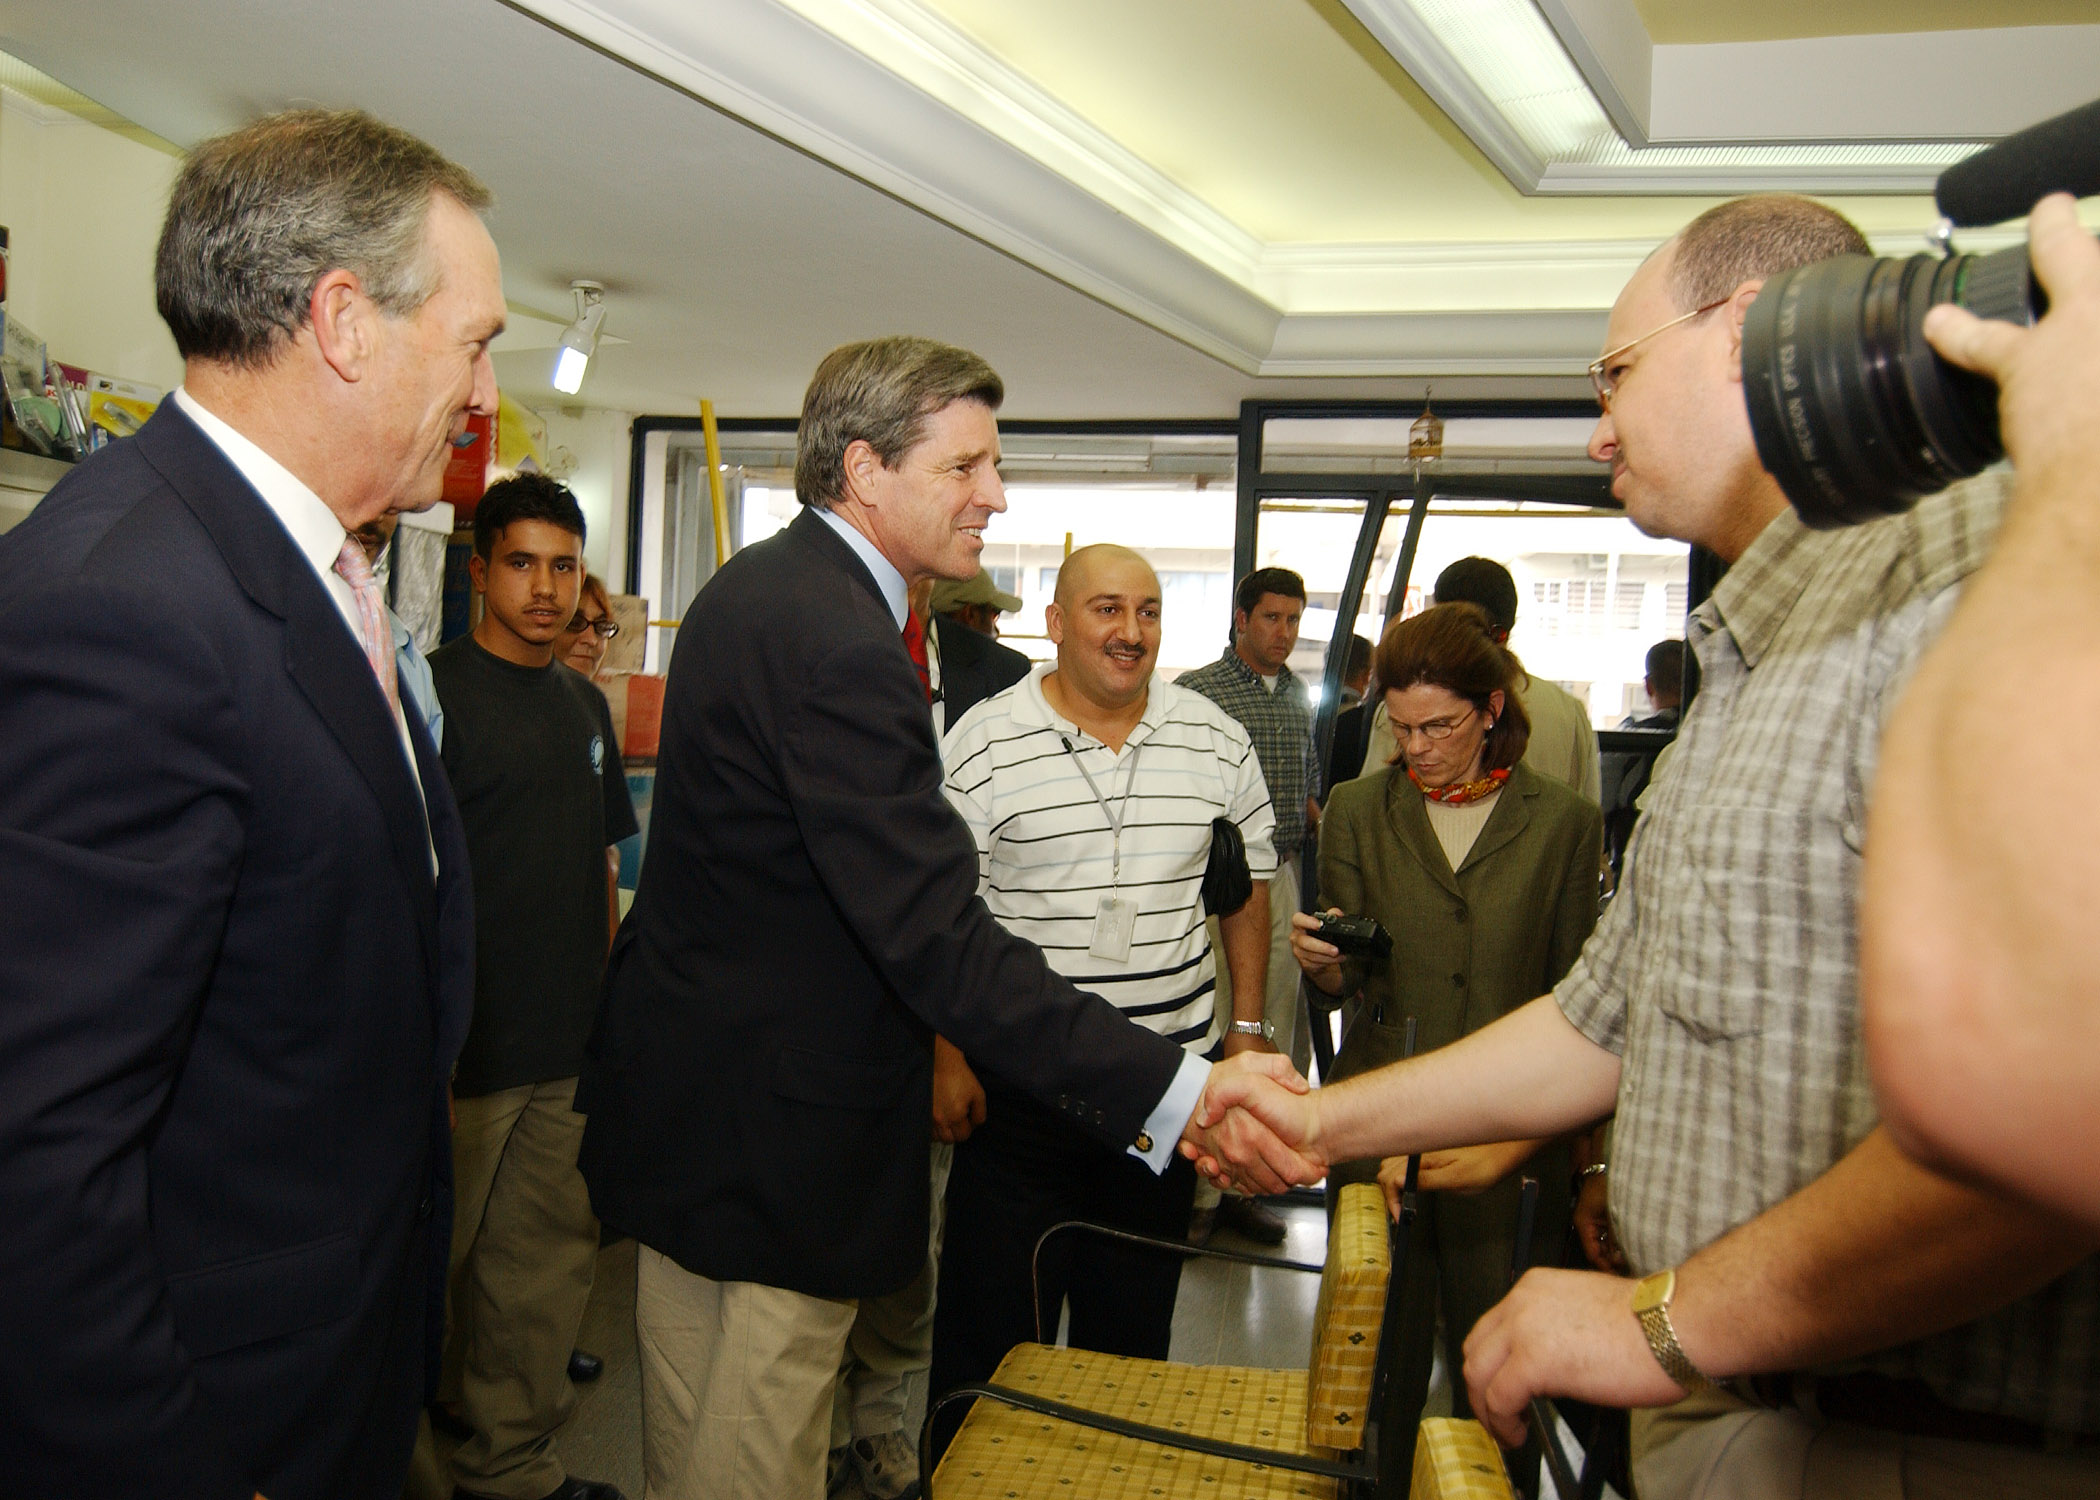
[333,536,401,716]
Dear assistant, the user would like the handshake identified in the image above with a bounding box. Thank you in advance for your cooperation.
[1177,1051,1330,1194]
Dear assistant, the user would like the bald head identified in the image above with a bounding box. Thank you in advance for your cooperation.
[1047,544,1161,716]
[1055,544,1159,610]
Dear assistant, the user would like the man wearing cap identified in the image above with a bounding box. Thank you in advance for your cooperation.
[930,568,1020,639]
[926,574,1034,735]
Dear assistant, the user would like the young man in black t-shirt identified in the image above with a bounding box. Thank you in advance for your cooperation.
[427,475,637,1500]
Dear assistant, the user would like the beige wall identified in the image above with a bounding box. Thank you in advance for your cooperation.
[536,405,636,592]
[0,88,183,394]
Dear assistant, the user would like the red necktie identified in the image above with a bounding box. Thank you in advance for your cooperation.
[901,611,933,704]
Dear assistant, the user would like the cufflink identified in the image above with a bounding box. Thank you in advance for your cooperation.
[1135,1131,1154,1152]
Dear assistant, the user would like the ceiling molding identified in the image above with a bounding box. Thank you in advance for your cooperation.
[1649,28,2100,144]
[503,0,1706,380]
[497,0,2052,382]
[1342,0,1987,194]
[509,0,1283,371]
[1260,309,1609,378]
[1538,0,2099,147]
[1254,239,1654,314]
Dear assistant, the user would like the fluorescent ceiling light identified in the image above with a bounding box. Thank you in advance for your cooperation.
[1342,0,1981,194]
[550,280,606,395]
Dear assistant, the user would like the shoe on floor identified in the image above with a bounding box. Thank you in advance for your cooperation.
[567,1349,604,1383]
[1215,1194,1288,1245]
[1186,1204,1218,1245]
[852,1429,922,1500]
[455,1479,627,1500]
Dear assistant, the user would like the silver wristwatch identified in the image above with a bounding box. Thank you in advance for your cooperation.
[1229,1019,1274,1040]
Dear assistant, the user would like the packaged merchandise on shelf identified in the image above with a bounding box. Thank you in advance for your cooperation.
[87,374,163,444]
[1,316,69,458]
[50,362,95,455]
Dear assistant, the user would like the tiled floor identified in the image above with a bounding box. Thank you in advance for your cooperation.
[513,1199,1615,1500]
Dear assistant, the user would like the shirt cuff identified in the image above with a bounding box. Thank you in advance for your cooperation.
[1128,1051,1211,1173]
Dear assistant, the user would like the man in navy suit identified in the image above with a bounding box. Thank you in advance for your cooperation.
[0,110,499,1498]
[578,336,1313,1500]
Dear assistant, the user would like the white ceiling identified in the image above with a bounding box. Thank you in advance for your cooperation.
[0,0,2089,418]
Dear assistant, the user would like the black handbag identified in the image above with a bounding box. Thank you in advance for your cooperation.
[1202,816,1254,917]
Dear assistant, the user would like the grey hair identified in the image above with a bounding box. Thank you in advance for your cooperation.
[794,336,1004,510]
[155,108,492,368]
[1667,195,1870,312]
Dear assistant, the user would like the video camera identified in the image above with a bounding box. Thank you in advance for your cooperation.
[1740,96,2100,528]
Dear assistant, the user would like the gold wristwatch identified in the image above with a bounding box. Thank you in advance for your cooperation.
[1631,1269,1709,1392]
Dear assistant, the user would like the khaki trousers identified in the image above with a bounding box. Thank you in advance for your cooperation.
[1193,858,1299,1214]
[1262,857,1304,1072]
[637,1250,859,1500]
[444,1078,601,1499]
[1633,1385,2100,1500]
[830,1141,952,1450]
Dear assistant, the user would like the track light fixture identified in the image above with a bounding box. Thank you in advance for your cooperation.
[550,280,606,395]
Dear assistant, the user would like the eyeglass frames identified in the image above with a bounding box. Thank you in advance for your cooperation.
[1389,704,1478,743]
[1588,296,1730,412]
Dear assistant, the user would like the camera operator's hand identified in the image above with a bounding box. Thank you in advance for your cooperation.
[1869,192,2100,1229]
[1924,193,2100,481]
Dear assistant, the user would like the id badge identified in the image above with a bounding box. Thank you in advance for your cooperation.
[1089,895,1137,961]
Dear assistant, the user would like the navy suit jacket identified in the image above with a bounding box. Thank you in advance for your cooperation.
[0,405,474,1499]
[932,612,1030,731]
[579,509,1182,1299]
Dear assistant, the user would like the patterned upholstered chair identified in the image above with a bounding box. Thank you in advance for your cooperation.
[920,1181,1518,1499]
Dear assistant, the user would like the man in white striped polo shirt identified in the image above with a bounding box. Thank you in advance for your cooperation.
[925,544,1279,1457]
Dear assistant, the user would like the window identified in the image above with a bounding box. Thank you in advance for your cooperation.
[641,424,1240,674]
[1260,494,1689,726]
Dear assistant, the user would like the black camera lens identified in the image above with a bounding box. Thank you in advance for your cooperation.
[1741,244,2030,528]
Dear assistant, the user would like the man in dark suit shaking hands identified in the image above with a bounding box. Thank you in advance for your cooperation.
[0,111,499,1497]
[577,337,1310,1500]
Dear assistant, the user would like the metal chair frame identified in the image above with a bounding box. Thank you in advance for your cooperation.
[920,1173,1422,1498]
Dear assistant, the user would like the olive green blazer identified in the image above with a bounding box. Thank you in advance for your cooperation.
[1317,761,1603,1058]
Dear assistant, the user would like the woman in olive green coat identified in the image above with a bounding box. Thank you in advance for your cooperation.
[1293,602,1602,1495]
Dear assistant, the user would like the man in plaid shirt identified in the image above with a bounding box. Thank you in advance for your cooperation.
[1193,197,2100,1499]
[1176,567,1322,1245]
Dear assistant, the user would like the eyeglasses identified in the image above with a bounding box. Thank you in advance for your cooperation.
[1588,297,1730,412]
[565,614,619,639]
[1389,704,1476,743]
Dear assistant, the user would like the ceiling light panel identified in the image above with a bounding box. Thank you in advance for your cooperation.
[1342,0,1980,194]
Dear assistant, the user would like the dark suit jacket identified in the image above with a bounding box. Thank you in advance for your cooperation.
[0,406,474,1499]
[579,509,1184,1298]
[933,612,1030,731]
[1325,700,1375,796]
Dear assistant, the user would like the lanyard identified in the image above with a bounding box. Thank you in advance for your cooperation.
[1060,735,1142,889]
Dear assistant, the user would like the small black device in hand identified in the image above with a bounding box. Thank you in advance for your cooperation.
[1313,911,1392,961]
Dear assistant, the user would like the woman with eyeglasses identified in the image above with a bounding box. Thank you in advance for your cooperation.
[557,572,620,680]
[1289,601,1602,1496]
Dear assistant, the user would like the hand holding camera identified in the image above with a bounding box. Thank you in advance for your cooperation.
[1922,193,2100,488]
[1740,95,2100,527]
[1290,908,1394,1000]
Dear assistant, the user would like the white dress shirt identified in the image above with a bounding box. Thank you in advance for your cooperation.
[173,389,433,851]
